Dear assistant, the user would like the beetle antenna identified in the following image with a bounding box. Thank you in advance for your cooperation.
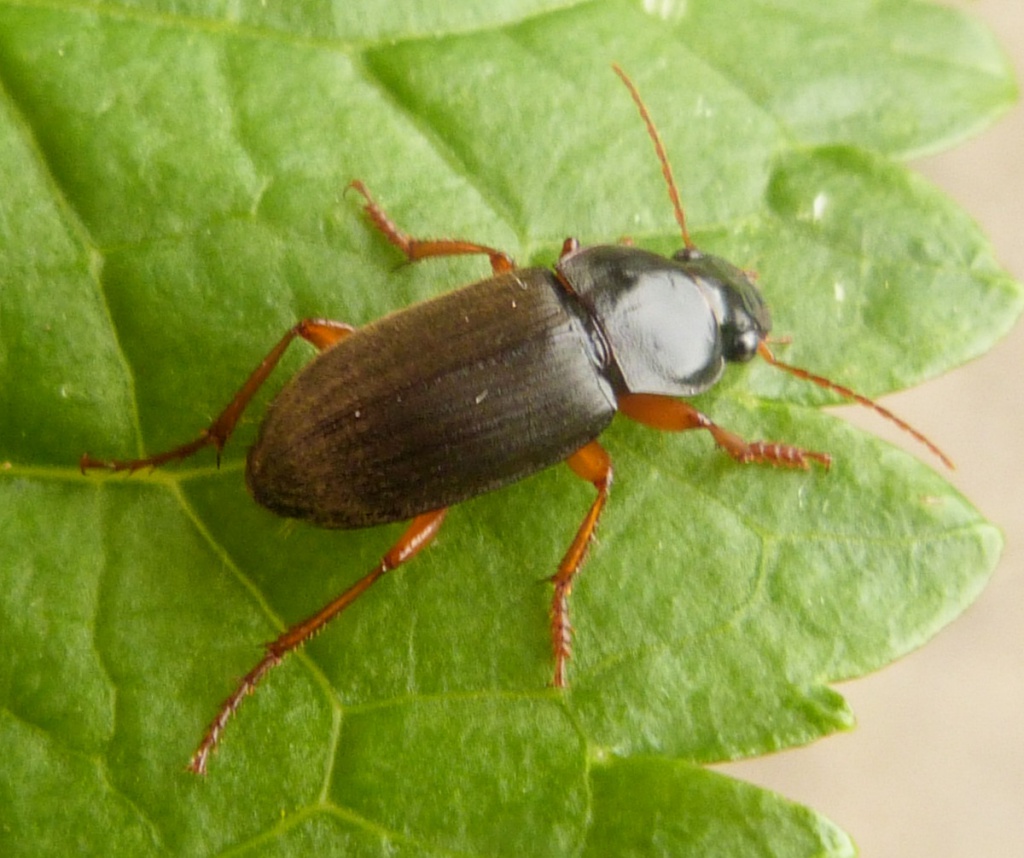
[612,64,695,250]
[756,342,954,469]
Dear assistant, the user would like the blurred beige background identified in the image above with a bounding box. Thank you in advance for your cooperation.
[724,1,1024,855]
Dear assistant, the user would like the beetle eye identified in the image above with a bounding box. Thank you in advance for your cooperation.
[725,328,760,362]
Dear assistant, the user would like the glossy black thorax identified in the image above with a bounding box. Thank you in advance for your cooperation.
[558,244,772,398]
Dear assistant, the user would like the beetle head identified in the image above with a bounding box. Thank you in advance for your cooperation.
[673,247,771,364]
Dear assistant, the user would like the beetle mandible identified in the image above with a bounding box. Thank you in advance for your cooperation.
[81,65,950,774]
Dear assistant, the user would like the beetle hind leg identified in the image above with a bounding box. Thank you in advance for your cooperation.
[188,507,448,774]
[80,318,354,474]
[550,441,613,688]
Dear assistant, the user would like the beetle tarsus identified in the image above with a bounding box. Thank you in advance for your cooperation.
[550,584,573,688]
[724,440,832,471]
[188,649,282,775]
[707,428,831,471]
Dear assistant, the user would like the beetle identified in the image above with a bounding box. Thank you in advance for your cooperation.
[81,66,950,774]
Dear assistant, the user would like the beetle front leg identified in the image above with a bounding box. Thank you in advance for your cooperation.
[619,393,831,469]
[349,180,516,274]
[189,507,448,774]
[550,440,613,688]
[80,319,354,473]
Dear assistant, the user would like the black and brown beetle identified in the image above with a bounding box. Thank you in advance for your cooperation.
[82,66,949,773]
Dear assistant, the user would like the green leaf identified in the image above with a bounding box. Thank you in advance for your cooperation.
[0,0,1018,855]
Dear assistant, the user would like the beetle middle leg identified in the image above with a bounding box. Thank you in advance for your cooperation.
[619,393,832,469]
[550,440,613,688]
[188,507,448,774]
[349,180,515,274]
[80,318,354,473]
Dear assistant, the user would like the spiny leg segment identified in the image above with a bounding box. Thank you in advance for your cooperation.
[550,441,613,688]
